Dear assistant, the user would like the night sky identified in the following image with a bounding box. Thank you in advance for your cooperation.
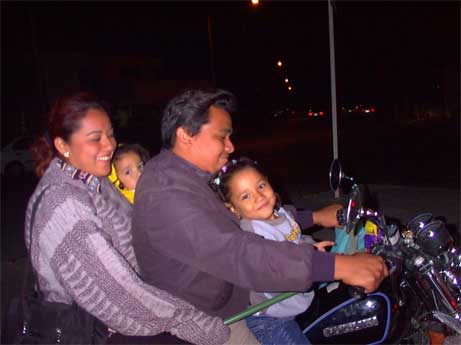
[2,1,460,135]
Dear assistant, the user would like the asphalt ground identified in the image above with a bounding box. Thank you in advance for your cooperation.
[1,117,460,340]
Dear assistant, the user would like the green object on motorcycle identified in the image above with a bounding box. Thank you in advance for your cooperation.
[223,292,297,325]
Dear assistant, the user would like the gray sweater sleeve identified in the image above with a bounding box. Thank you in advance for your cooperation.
[30,184,229,344]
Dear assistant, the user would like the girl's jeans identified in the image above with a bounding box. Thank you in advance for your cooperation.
[245,315,311,345]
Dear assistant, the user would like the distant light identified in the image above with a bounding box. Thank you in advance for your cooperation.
[319,111,324,116]
[288,86,292,91]
[284,78,289,83]
[371,107,375,112]
[251,0,259,5]
[308,112,313,116]
[277,60,283,67]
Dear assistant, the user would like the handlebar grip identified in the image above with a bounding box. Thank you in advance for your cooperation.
[348,286,366,299]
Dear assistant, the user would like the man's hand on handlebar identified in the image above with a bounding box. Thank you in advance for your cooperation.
[312,203,344,228]
[334,253,389,293]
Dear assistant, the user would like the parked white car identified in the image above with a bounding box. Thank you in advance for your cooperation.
[1,136,34,177]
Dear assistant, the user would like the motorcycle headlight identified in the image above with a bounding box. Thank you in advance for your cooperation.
[416,220,454,257]
[406,212,433,235]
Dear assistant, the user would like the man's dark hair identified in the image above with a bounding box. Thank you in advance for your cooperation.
[161,89,237,149]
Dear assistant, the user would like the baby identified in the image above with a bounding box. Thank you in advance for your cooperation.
[108,143,150,204]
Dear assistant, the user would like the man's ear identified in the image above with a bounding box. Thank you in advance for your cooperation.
[54,137,68,156]
[176,127,193,146]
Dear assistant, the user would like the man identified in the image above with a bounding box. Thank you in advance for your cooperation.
[132,89,388,342]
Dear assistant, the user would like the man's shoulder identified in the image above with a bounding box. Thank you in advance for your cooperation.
[142,150,204,189]
[144,150,184,174]
[136,152,199,205]
[139,151,174,185]
[144,150,169,172]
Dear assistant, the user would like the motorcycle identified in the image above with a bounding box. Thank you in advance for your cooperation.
[224,159,461,344]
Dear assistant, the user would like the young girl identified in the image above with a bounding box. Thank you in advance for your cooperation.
[108,143,150,204]
[211,157,334,345]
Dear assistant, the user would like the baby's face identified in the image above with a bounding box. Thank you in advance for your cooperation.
[228,167,277,221]
[114,152,144,190]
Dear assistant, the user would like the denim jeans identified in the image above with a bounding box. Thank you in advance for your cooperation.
[246,315,311,345]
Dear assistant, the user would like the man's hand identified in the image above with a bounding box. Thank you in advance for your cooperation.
[312,203,343,228]
[334,253,389,293]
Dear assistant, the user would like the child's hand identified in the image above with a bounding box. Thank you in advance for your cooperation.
[313,240,335,252]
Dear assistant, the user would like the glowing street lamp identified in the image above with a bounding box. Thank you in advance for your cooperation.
[284,78,289,83]
[288,86,292,91]
[251,0,259,5]
[276,60,283,67]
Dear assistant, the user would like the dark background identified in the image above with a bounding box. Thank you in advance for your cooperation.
[2,0,459,200]
[1,0,460,192]
[2,0,459,209]
[2,1,459,140]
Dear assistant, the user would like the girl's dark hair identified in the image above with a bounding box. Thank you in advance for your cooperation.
[32,92,111,177]
[210,157,269,203]
[112,143,150,165]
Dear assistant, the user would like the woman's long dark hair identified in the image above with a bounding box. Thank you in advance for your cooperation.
[32,92,111,177]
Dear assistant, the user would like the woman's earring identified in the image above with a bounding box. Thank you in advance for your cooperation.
[119,182,124,190]
[64,151,70,158]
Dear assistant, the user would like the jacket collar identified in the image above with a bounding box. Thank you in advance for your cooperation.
[56,159,102,193]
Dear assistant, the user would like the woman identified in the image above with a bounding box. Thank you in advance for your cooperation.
[26,92,229,344]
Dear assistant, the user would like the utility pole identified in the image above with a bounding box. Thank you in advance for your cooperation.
[328,0,339,198]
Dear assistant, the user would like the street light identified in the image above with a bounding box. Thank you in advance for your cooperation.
[277,60,283,67]
[284,78,289,83]
[288,86,292,91]
[251,0,259,5]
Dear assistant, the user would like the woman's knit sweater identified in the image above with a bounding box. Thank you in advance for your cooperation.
[24,158,229,344]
